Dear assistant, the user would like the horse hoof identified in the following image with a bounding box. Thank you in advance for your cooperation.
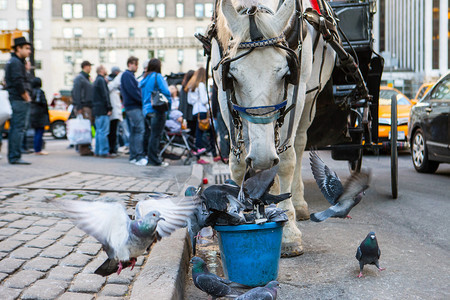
[281,242,304,258]
[295,208,310,221]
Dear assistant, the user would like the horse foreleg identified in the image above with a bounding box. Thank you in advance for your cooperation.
[277,148,304,257]
[292,130,310,220]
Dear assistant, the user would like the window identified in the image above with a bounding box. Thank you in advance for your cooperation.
[157,50,165,62]
[75,50,82,60]
[109,50,117,63]
[146,4,155,18]
[64,73,73,86]
[205,3,213,18]
[195,4,204,18]
[148,50,155,59]
[431,78,450,100]
[197,49,205,62]
[98,28,107,38]
[129,49,135,57]
[177,49,184,64]
[0,20,8,30]
[98,3,116,19]
[74,28,83,38]
[129,28,135,37]
[63,28,73,38]
[63,3,83,19]
[64,51,73,64]
[156,27,165,38]
[148,27,156,37]
[99,49,107,63]
[17,0,41,10]
[195,26,205,35]
[17,19,29,31]
[128,4,135,18]
[34,19,42,31]
[176,27,184,38]
[176,3,184,18]
[156,4,165,18]
[34,39,42,50]
[107,28,116,38]
[0,0,7,10]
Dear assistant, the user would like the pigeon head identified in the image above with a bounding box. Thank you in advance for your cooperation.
[369,231,376,240]
[190,256,208,274]
[132,210,164,237]
[224,179,238,186]
[363,231,378,248]
[265,280,280,290]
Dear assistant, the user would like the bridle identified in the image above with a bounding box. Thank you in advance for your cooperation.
[214,2,304,163]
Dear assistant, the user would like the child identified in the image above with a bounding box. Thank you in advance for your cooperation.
[30,78,50,155]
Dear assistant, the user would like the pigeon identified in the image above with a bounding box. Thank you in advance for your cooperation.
[190,256,242,299]
[235,281,280,300]
[265,204,288,223]
[309,151,371,222]
[54,197,196,276]
[356,231,386,278]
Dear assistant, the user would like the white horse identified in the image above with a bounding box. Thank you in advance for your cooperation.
[211,0,336,256]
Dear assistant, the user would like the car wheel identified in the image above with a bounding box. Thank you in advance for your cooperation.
[411,128,439,173]
[51,121,67,139]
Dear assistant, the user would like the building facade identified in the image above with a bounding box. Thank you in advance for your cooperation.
[51,0,213,94]
[373,0,449,97]
[0,0,53,97]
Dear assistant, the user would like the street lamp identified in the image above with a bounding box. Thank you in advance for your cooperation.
[28,0,35,76]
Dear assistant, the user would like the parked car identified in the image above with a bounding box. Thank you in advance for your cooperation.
[3,108,70,139]
[413,82,434,104]
[408,72,450,173]
[378,86,414,143]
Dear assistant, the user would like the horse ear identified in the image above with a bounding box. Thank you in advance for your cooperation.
[272,0,296,35]
[221,0,244,35]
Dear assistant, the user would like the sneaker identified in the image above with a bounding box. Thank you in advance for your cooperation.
[197,159,209,165]
[160,161,169,167]
[135,158,148,166]
[213,156,221,162]
[129,159,137,164]
[35,151,49,155]
[191,148,207,156]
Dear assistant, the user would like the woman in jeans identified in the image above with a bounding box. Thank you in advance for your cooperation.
[139,59,172,167]
[186,67,217,164]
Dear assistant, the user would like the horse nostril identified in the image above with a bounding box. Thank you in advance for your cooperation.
[273,158,280,166]
[245,157,253,168]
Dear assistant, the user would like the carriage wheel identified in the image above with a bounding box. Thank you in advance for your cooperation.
[390,95,398,199]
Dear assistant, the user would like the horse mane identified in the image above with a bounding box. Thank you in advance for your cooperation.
[217,0,283,56]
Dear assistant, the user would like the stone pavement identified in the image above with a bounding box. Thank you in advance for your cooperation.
[0,187,160,300]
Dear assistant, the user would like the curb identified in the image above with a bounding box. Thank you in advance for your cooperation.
[130,163,204,300]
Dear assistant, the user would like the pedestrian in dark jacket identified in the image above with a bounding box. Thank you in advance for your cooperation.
[5,37,32,165]
[21,60,35,153]
[93,65,112,157]
[72,60,94,156]
[120,56,147,166]
[30,77,49,155]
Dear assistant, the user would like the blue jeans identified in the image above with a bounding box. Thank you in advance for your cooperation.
[146,111,166,166]
[126,108,145,161]
[33,127,45,153]
[94,115,110,156]
[195,112,217,157]
[8,100,30,163]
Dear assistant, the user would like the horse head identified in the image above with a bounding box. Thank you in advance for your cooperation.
[216,0,297,170]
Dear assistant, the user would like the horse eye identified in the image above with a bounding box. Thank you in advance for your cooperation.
[153,213,156,216]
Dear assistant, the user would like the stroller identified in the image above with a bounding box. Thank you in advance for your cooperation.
[159,127,198,165]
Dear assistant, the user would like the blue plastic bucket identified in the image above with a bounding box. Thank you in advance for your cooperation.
[214,222,284,287]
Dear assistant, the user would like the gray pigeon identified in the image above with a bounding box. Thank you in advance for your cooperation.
[191,256,242,299]
[356,231,386,278]
[235,281,280,300]
[54,197,196,276]
[309,151,371,222]
[265,204,288,223]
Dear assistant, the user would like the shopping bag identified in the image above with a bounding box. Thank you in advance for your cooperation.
[67,115,92,145]
[0,90,12,125]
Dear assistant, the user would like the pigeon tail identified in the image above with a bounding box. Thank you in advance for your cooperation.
[310,208,335,222]
[94,258,132,277]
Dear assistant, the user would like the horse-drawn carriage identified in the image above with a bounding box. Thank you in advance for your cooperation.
[197,0,397,256]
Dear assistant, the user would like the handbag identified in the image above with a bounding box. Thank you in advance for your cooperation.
[198,111,211,131]
[151,73,169,113]
[0,90,12,125]
[67,115,92,145]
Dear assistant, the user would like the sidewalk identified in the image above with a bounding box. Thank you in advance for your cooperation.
[0,138,203,299]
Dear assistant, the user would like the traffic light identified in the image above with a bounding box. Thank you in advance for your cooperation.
[0,30,25,53]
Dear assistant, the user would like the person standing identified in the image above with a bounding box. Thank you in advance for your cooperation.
[121,56,147,166]
[93,66,112,157]
[186,67,217,164]
[140,58,172,167]
[5,37,32,165]
[179,70,195,137]
[107,66,123,156]
[21,60,35,154]
[30,77,49,155]
[72,60,94,156]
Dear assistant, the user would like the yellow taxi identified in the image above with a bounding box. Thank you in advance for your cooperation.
[378,86,413,143]
[3,108,70,139]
